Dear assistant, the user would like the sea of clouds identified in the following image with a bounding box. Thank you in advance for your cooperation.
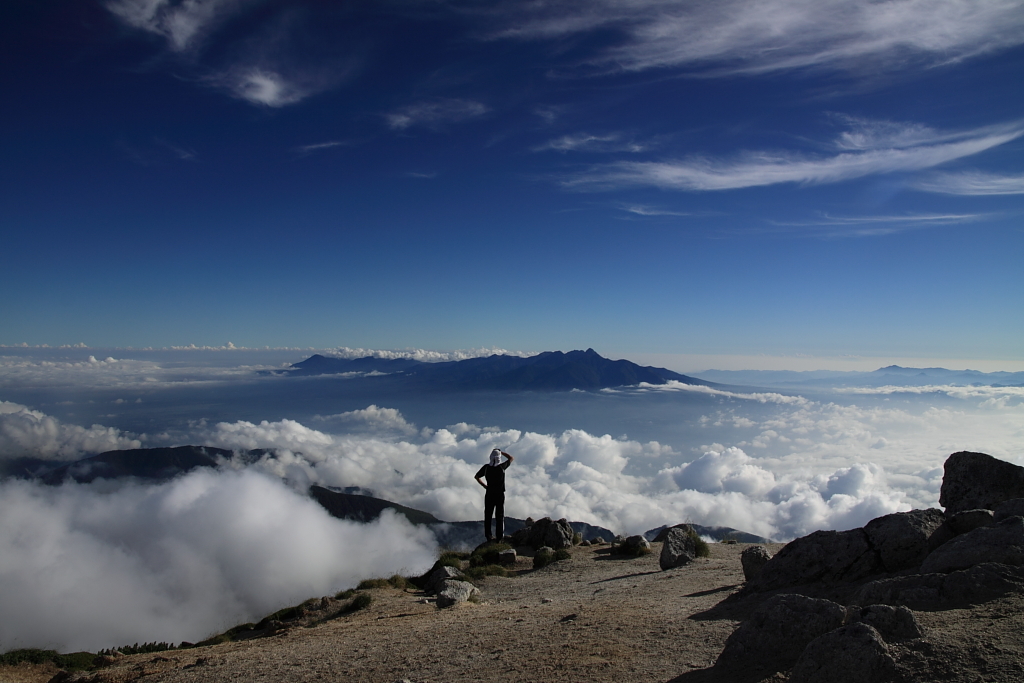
[1,348,1022,652]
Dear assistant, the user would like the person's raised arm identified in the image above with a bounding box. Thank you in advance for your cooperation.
[502,451,514,463]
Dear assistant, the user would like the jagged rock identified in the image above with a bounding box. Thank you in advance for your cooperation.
[740,545,773,581]
[854,562,1024,609]
[939,451,1024,517]
[748,528,880,591]
[623,535,650,553]
[863,508,945,572]
[993,498,1024,523]
[920,516,1024,573]
[652,523,693,543]
[659,527,697,570]
[424,565,465,594]
[947,508,994,534]
[579,539,591,547]
[511,517,574,550]
[436,579,479,608]
[849,604,923,642]
[715,594,847,673]
[789,623,896,683]
[591,536,606,545]
[498,548,517,565]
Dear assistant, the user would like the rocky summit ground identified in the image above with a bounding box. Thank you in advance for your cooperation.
[4,540,1024,683]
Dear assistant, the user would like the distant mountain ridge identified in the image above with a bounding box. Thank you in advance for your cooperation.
[286,348,713,391]
[695,365,1024,389]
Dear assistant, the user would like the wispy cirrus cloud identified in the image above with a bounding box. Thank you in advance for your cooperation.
[386,98,490,131]
[293,140,349,155]
[561,119,1023,192]
[106,0,251,52]
[212,68,312,107]
[486,0,1024,76]
[532,132,646,153]
[620,205,692,217]
[765,212,988,237]
[911,170,1024,195]
[106,1,356,107]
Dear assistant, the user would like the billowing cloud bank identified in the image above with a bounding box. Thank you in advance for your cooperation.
[1,378,1021,652]
[0,401,141,461]
[0,470,437,653]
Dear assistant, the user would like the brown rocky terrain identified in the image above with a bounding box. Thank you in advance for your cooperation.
[3,538,1023,683]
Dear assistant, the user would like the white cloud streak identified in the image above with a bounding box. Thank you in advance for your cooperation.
[386,99,490,130]
[621,205,692,217]
[911,170,1024,195]
[211,67,317,107]
[562,120,1022,191]
[532,132,646,153]
[487,0,1024,76]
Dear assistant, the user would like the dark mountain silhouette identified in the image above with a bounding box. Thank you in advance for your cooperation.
[309,485,441,526]
[39,446,236,485]
[284,348,713,391]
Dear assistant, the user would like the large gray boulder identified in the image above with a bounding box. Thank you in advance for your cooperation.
[715,594,847,673]
[740,545,772,581]
[947,508,994,535]
[748,528,880,591]
[511,517,574,550]
[652,523,693,543]
[789,623,896,683]
[424,565,464,595]
[939,451,1024,517]
[849,604,923,642]
[659,527,697,570]
[920,516,1024,573]
[436,579,479,608]
[863,508,945,572]
[855,562,1024,610]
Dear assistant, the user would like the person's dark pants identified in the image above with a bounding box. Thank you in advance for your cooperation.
[484,489,505,541]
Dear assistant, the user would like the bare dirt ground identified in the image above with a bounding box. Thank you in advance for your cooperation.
[5,541,1024,683]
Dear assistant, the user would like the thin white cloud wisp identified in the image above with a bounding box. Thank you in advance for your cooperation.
[488,0,1024,76]
[562,120,1022,191]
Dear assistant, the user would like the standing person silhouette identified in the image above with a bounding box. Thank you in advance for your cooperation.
[475,448,513,542]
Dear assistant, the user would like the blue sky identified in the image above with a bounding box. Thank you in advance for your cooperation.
[2,0,1023,369]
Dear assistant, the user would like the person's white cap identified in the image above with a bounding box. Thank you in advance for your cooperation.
[489,448,501,465]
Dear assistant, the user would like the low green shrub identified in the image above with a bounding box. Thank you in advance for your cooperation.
[346,592,373,612]
[438,551,467,568]
[335,588,356,600]
[100,642,176,657]
[0,649,94,671]
[463,564,510,580]
[532,546,570,569]
[572,532,583,545]
[691,530,711,558]
[357,578,391,590]
[469,543,511,567]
